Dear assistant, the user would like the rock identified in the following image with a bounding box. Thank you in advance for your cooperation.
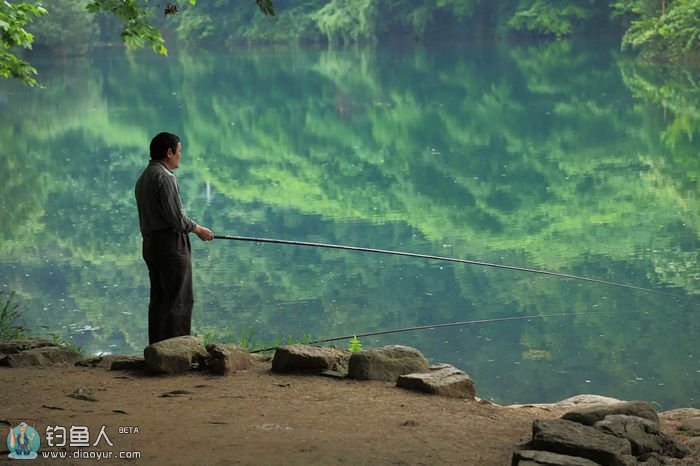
[685,437,700,452]
[0,338,57,354]
[76,355,144,369]
[347,345,429,382]
[553,395,623,409]
[271,344,350,374]
[594,414,689,458]
[562,401,659,427]
[659,408,700,423]
[678,417,700,435]
[6,346,83,367]
[507,395,624,411]
[512,449,602,466]
[526,419,633,466]
[143,336,209,374]
[636,452,667,466]
[206,343,251,375]
[396,364,476,399]
[110,356,146,371]
[659,408,700,441]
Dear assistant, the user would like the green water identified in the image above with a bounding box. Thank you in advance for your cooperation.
[1,42,698,409]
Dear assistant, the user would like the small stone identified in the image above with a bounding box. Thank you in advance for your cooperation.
[396,364,476,399]
[562,401,659,427]
[347,345,429,382]
[7,346,82,368]
[512,449,602,466]
[271,345,350,374]
[206,344,251,375]
[0,338,57,354]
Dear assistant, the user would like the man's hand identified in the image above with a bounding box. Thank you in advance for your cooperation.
[194,225,214,241]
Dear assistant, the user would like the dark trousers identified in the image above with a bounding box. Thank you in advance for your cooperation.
[142,230,194,345]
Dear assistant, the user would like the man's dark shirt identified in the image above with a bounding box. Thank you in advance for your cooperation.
[135,160,197,235]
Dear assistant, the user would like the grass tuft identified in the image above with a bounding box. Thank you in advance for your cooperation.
[0,290,28,341]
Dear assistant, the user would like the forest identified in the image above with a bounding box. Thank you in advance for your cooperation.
[2,0,700,85]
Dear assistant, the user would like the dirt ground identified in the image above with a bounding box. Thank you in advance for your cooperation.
[1,357,698,466]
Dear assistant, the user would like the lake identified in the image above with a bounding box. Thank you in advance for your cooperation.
[0,41,698,409]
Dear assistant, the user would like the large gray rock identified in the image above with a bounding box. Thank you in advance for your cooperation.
[527,419,633,466]
[6,346,83,367]
[562,401,660,427]
[271,344,350,374]
[595,414,689,458]
[347,345,429,382]
[396,363,476,399]
[143,336,209,374]
[512,449,602,466]
[206,343,251,375]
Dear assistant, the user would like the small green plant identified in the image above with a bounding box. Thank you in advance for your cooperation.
[0,290,27,341]
[236,326,257,350]
[48,333,85,356]
[348,335,363,353]
[199,330,218,346]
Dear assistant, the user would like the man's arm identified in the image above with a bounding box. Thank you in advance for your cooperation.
[193,224,214,241]
[159,175,214,240]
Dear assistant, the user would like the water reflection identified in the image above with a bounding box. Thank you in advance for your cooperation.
[0,42,698,409]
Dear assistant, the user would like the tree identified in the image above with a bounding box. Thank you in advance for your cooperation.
[0,0,275,86]
[31,0,99,55]
[0,1,47,86]
[618,0,700,61]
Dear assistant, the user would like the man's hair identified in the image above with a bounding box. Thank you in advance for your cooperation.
[150,132,180,160]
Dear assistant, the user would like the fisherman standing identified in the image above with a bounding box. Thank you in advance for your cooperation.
[135,132,214,344]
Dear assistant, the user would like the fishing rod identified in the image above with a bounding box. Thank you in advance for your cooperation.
[214,234,675,297]
[249,311,608,353]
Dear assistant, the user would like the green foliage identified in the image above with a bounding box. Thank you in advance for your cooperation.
[311,0,379,44]
[1,0,275,85]
[0,291,27,341]
[3,0,700,89]
[348,335,363,352]
[621,0,700,61]
[85,0,173,55]
[508,0,595,38]
[29,0,98,55]
[0,1,47,86]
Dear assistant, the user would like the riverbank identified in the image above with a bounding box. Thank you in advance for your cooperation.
[2,354,699,465]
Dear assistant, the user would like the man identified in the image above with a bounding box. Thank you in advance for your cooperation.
[135,132,214,344]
